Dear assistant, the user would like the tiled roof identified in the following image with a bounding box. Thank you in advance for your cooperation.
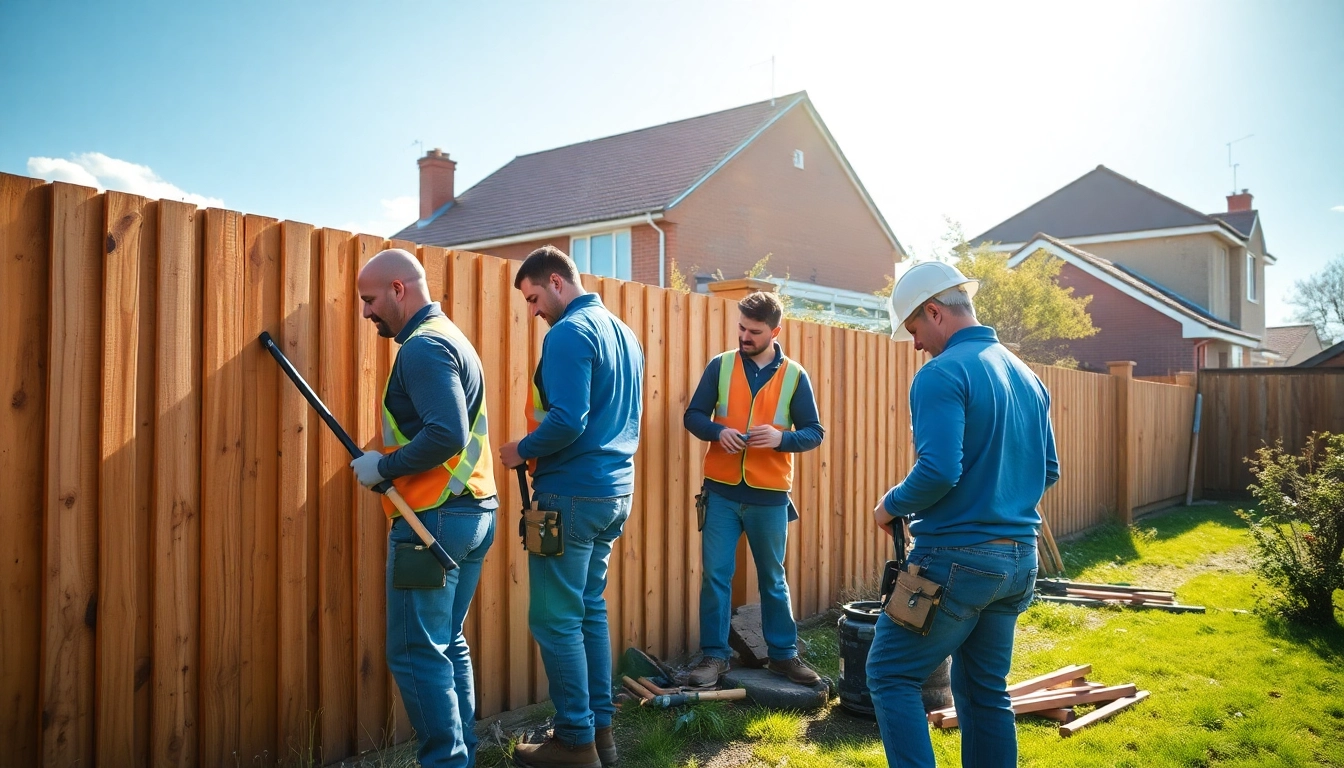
[396,93,808,246]
[1264,324,1316,356]
[974,165,1246,245]
[1017,234,1259,341]
[1208,210,1258,238]
[1298,340,1344,368]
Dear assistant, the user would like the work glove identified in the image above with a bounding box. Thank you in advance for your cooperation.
[350,450,386,488]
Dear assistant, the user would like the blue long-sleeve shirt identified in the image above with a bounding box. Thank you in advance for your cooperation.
[377,302,498,511]
[883,326,1059,546]
[684,342,825,507]
[519,293,644,497]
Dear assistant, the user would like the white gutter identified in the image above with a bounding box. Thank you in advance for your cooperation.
[645,213,666,288]
[448,213,664,252]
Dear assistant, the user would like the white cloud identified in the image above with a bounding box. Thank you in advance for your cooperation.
[26,152,225,208]
[1332,205,1344,213]
[338,195,419,238]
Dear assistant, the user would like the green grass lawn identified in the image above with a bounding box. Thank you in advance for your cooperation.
[515,504,1344,768]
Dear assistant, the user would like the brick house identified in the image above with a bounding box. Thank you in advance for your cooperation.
[974,165,1277,375]
[394,92,904,318]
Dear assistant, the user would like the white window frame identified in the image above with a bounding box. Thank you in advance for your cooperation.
[1230,345,1243,367]
[793,149,805,169]
[570,228,632,281]
[1246,251,1257,303]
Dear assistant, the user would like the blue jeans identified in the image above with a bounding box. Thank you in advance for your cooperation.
[386,506,496,768]
[699,491,797,661]
[867,541,1037,768]
[529,492,631,747]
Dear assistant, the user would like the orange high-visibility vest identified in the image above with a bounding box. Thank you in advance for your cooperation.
[702,350,803,492]
[381,315,498,517]
[522,369,547,475]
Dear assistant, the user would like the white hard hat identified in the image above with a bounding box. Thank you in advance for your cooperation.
[886,261,979,341]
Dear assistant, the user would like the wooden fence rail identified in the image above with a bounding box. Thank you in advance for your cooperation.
[0,173,1192,767]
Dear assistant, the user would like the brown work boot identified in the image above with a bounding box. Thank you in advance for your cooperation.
[595,725,618,766]
[686,656,730,687]
[512,735,601,768]
[767,656,821,685]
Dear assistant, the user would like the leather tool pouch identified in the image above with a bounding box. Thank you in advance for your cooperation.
[523,506,564,557]
[695,484,708,532]
[881,563,943,635]
[392,543,447,589]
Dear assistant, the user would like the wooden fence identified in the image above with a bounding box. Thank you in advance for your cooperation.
[0,172,1194,767]
[1197,367,1344,496]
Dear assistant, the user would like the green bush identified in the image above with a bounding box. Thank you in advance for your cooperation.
[1237,431,1344,624]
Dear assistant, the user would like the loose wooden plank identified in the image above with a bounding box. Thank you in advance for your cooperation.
[152,199,203,767]
[277,220,316,758]
[1059,690,1150,736]
[317,228,356,760]
[1006,664,1091,696]
[0,174,47,768]
[199,208,245,764]
[351,234,389,752]
[42,181,103,768]
[96,191,150,765]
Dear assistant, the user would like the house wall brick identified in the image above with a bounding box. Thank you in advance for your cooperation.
[1055,262,1198,377]
[664,105,898,293]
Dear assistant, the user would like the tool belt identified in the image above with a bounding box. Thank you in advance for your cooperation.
[515,466,563,556]
[879,517,943,636]
[695,482,708,532]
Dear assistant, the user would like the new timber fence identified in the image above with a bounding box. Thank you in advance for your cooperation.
[0,173,1195,767]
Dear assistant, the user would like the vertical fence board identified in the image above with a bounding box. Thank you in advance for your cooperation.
[475,256,508,718]
[277,221,315,759]
[664,291,688,657]
[317,228,356,760]
[642,287,666,654]
[505,259,532,710]
[619,282,645,650]
[42,182,102,768]
[685,293,708,650]
[0,174,48,768]
[96,191,150,765]
[151,200,202,767]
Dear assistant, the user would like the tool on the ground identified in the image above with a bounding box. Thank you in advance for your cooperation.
[1184,392,1203,506]
[650,689,748,708]
[515,465,563,556]
[637,677,678,696]
[621,676,656,703]
[259,331,458,572]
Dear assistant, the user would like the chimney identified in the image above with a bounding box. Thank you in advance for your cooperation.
[418,148,456,220]
[1226,188,1253,213]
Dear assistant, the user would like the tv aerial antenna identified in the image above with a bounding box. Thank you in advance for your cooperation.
[1226,134,1254,193]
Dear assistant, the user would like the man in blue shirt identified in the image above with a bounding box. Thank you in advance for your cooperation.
[683,291,824,688]
[499,246,643,768]
[868,261,1059,768]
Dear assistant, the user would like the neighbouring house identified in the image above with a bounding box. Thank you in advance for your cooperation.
[1297,339,1344,368]
[393,92,904,327]
[1264,324,1326,366]
[974,165,1276,376]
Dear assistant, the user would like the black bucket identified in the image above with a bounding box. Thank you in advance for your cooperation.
[837,600,953,717]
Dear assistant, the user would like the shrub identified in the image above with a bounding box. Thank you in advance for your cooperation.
[1237,432,1344,625]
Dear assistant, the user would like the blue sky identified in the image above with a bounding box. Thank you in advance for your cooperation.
[2,0,1341,327]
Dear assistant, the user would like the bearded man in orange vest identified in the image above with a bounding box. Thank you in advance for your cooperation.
[349,248,498,768]
[683,291,825,688]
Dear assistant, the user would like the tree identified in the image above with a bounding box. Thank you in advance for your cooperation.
[1289,254,1344,344]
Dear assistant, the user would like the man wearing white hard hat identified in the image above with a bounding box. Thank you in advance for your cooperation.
[868,261,1059,768]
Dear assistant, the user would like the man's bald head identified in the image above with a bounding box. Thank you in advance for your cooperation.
[357,249,433,338]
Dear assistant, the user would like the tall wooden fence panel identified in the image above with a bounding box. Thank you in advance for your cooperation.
[1198,368,1344,496]
[0,172,1189,766]
[1132,379,1197,509]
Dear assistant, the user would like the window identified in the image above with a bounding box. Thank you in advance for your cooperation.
[793,149,805,169]
[1246,251,1257,302]
[1231,346,1243,368]
[570,229,632,281]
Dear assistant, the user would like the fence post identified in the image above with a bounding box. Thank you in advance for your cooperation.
[1107,361,1136,525]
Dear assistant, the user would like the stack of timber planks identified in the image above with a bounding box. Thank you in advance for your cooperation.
[927,664,1150,737]
[1034,579,1206,613]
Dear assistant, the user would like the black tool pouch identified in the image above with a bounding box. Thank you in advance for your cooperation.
[392,543,447,589]
[695,484,708,532]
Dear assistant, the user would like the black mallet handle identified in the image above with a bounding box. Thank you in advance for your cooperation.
[259,331,458,572]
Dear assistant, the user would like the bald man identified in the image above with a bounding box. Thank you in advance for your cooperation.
[352,248,499,768]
